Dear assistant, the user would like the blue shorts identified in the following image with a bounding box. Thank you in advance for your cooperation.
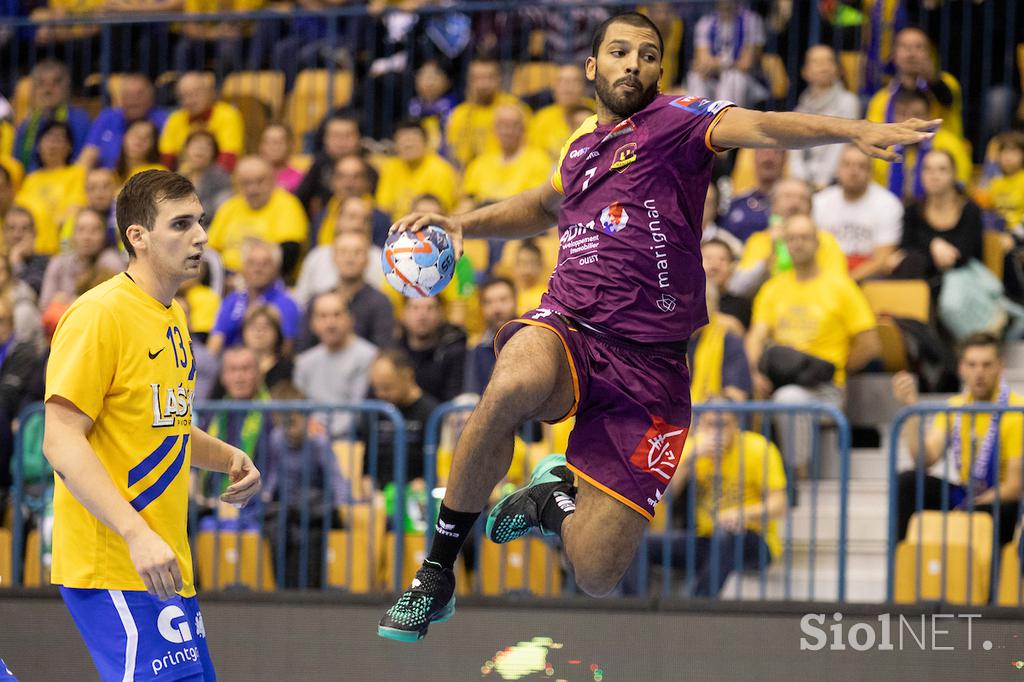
[59,587,216,682]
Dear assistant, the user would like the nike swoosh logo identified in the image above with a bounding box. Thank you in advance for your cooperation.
[148,348,165,360]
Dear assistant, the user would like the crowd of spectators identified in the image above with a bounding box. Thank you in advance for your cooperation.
[3,1,1024,595]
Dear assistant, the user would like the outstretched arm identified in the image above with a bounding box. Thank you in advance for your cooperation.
[390,183,563,257]
[710,108,941,162]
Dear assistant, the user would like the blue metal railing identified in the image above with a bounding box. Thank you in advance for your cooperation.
[886,403,1024,605]
[9,399,408,592]
[423,399,851,602]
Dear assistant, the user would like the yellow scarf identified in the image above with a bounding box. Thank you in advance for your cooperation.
[691,314,726,404]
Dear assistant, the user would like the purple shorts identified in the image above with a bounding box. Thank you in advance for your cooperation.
[495,306,692,521]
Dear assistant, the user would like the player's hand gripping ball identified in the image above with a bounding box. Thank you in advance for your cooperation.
[381,225,456,298]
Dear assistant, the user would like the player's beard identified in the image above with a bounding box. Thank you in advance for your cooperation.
[594,68,659,120]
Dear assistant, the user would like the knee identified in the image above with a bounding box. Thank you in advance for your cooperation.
[573,567,622,598]
[771,384,811,405]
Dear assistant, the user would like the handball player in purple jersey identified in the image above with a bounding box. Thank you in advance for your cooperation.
[378,12,938,641]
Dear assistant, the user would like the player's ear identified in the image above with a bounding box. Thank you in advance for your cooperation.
[584,56,596,82]
[125,223,147,253]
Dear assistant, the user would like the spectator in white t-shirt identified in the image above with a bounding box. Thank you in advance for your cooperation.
[788,46,861,191]
[812,145,904,283]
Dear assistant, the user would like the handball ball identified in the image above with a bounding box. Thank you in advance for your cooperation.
[381,225,456,298]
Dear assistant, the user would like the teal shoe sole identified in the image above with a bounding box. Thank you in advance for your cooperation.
[485,454,569,542]
[377,596,456,642]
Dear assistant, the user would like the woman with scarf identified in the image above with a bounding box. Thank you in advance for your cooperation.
[892,332,1024,548]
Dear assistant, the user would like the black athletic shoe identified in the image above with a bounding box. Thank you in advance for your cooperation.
[377,560,456,642]
[485,454,575,543]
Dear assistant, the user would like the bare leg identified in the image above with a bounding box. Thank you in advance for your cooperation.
[443,325,575,512]
[562,479,649,596]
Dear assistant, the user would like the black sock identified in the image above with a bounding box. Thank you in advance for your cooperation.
[425,504,480,571]
[541,488,576,536]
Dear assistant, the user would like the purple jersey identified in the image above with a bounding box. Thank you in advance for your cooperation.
[547,94,734,343]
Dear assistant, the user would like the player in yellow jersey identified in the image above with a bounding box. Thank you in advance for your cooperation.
[43,170,261,682]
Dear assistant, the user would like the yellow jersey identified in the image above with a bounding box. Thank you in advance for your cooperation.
[870,129,972,198]
[990,170,1024,229]
[15,164,87,255]
[684,431,788,558]
[158,101,245,163]
[374,152,458,220]
[462,146,552,205]
[207,187,308,271]
[445,93,530,168]
[526,104,575,161]
[751,269,877,386]
[738,229,849,278]
[930,391,1024,485]
[46,273,198,596]
[866,71,964,139]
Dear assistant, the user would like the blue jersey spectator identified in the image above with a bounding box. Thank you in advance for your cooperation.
[13,60,91,171]
[79,74,168,170]
[208,239,302,353]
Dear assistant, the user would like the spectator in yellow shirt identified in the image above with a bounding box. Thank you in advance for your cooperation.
[624,406,787,597]
[375,119,458,221]
[731,178,847,299]
[207,156,309,276]
[526,65,593,160]
[461,105,551,207]
[14,120,86,256]
[865,26,963,138]
[315,154,391,247]
[746,214,880,473]
[158,72,245,172]
[871,88,971,201]
[990,130,1024,232]
[446,57,530,168]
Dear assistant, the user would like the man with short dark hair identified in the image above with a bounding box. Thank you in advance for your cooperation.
[367,348,440,488]
[893,333,1024,547]
[464,277,517,395]
[398,296,467,403]
[44,169,261,679]
[379,10,934,640]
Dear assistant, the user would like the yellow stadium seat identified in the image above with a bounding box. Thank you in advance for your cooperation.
[285,69,354,152]
[761,53,790,101]
[983,230,1006,281]
[997,539,1024,607]
[22,529,49,587]
[511,62,559,98]
[13,76,32,125]
[839,51,864,93]
[222,71,286,120]
[894,511,993,605]
[325,502,385,593]
[0,528,11,588]
[381,532,469,595]
[195,530,275,591]
[479,537,562,596]
[861,280,930,323]
[223,95,269,155]
[332,439,365,486]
